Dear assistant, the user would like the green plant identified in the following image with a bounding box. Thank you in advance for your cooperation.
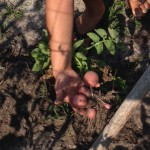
[31,25,128,74]
[105,0,142,37]
[37,82,73,120]
[46,102,73,120]
[31,29,50,72]
[72,39,88,75]
[72,27,128,76]
[107,0,126,28]
[86,28,119,55]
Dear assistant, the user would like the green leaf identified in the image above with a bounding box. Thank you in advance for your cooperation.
[73,39,84,50]
[87,32,100,43]
[82,61,88,71]
[75,57,82,69]
[32,61,42,72]
[42,58,50,70]
[36,53,47,61]
[95,29,107,39]
[113,77,128,91]
[104,41,115,55]
[43,29,49,37]
[31,48,40,58]
[108,28,118,39]
[41,48,49,55]
[39,41,49,55]
[95,42,103,54]
[115,37,119,44]
[75,52,87,60]
[117,42,128,51]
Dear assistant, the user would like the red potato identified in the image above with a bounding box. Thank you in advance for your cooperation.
[103,103,111,110]
[87,108,96,119]
[78,86,90,97]
[97,98,112,110]
[78,108,96,119]
[71,93,88,108]
[83,71,100,88]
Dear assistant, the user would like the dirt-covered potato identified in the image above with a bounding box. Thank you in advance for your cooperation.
[87,108,96,119]
[103,103,111,110]
[71,93,88,108]
[83,71,100,88]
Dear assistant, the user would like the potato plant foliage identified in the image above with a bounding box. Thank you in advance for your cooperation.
[31,27,128,119]
[31,29,50,72]
[31,0,141,119]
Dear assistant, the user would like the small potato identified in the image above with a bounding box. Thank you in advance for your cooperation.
[83,71,100,88]
[78,86,90,97]
[87,108,96,119]
[104,103,111,110]
[72,94,87,108]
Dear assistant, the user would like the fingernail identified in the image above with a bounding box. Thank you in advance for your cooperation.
[134,8,142,17]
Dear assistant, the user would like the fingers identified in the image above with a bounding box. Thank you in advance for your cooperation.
[129,0,150,17]
[139,0,146,4]
[140,1,150,13]
[55,82,64,105]
[54,69,82,106]
[129,0,141,17]
[143,1,150,10]
[148,0,150,4]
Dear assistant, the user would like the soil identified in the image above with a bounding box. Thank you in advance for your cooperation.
[0,0,150,150]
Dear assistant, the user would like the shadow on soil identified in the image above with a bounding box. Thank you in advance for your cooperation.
[0,134,26,150]
[0,0,45,81]
[33,118,71,150]
[0,0,45,46]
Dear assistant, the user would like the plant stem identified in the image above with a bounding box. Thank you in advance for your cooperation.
[85,39,115,51]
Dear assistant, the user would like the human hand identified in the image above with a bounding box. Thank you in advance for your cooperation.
[129,0,150,17]
[54,70,101,119]
[54,70,100,105]
[54,69,82,106]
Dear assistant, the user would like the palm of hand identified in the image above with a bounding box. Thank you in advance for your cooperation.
[54,69,82,105]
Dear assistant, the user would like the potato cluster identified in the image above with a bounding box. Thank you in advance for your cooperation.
[70,71,100,119]
[54,71,111,119]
